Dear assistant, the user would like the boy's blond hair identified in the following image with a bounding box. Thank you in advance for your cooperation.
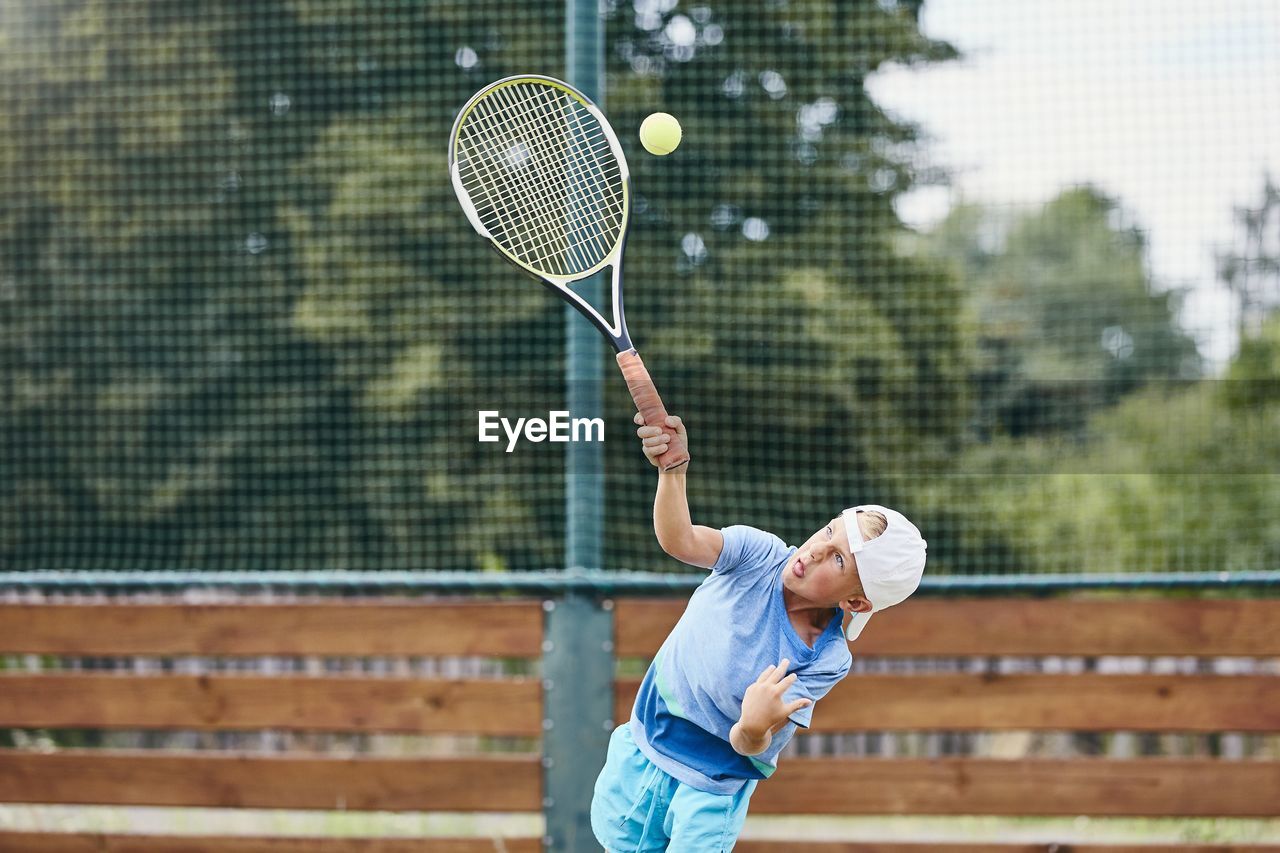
[846,510,886,599]
[856,510,887,542]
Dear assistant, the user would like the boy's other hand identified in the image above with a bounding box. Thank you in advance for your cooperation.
[634,412,687,470]
[739,658,811,739]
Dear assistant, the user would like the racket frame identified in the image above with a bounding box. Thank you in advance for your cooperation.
[449,74,636,353]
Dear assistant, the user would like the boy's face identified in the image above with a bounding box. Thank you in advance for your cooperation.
[783,515,873,614]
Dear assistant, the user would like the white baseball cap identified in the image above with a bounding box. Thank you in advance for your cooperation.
[840,505,927,641]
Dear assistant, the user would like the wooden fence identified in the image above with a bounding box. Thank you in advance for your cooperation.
[0,595,1278,851]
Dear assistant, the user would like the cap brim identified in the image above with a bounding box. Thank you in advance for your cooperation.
[844,610,873,641]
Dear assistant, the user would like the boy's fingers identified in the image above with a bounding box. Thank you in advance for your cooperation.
[643,412,684,429]
[771,672,798,694]
[756,664,777,682]
[786,698,812,715]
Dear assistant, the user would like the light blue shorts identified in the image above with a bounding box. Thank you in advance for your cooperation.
[590,723,757,852]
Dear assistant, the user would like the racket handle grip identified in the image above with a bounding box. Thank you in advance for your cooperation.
[616,349,690,472]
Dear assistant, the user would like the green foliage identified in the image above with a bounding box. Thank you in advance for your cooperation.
[1221,312,1280,411]
[5,2,1268,576]
[1,0,971,571]
[955,377,1280,574]
[597,1,968,559]
[912,187,1277,575]
[920,187,1202,438]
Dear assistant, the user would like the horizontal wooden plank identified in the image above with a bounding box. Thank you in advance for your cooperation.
[0,750,540,812]
[0,835,542,853]
[612,599,680,657]
[0,674,542,736]
[1,839,1275,853]
[751,757,1280,817]
[0,601,543,657]
[5,752,1275,818]
[614,674,1280,732]
[736,843,1280,853]
[614,598,1280,657]
[807,674,1280,733]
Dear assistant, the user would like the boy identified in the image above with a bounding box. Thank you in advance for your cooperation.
[590,413,927,852]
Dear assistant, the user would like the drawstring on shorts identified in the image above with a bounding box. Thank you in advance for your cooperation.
[620,760,668,851]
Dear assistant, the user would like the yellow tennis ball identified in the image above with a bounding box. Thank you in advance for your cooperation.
[639,112,682,156]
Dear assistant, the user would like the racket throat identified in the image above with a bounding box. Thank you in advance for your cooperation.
[551,265,633,353]
[609,263,636,352]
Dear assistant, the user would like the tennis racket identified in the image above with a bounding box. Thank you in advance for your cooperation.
[449,74,689,471]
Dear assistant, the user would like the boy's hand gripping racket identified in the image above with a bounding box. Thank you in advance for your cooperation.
[449,75,689,471]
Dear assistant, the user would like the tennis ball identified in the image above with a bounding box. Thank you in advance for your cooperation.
[639,112,682,156]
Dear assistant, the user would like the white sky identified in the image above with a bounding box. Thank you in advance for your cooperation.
[867,0,1280,369]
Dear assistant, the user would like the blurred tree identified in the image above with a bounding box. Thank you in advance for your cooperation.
[0,1,568,569]
[279,0,972,568]
[954,319,1280,574]
[597,0,970,562]
[919,187,1202,440]
[277,1,571,569]
[1217,174,1280,342]
[1220,305,1280,412]
[2,0,971,571]
[939,189,1280,576]
[1,0,354,568]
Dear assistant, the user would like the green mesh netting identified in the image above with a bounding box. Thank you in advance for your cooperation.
[2,1,1277,573]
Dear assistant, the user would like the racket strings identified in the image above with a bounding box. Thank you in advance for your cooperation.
[485,85,607,273]
[562,114,627,267]
[468,84,621,241]
[456,81,625,276]
[526,88,623,272]
[464,87,579,267]
[532,86,625,248]
[527,86,622,270]
[463,86,620,273]
[461,114,581,273]
[458,93,562,267]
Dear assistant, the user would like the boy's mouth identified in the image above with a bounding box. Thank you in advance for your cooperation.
[793,557,805,578]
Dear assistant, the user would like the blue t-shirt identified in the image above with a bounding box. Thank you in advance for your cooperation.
[630,525,853,794]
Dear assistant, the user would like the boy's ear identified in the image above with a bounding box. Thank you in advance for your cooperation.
[841,595,873,615]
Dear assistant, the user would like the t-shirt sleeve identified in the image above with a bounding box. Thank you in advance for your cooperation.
[784,657,852,729]
[711,525,789,576]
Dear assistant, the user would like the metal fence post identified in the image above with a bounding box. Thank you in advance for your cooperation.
[560,0,609,846]
[543,592,615,851]
[564,0,605,576]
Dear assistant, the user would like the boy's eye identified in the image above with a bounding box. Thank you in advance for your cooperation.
[826,526,832,537]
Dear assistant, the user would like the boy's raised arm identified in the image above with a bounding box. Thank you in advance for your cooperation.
[635,413,723,568]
